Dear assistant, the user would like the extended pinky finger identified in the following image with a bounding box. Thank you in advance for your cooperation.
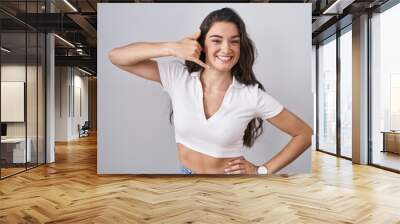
[192,58,210,69]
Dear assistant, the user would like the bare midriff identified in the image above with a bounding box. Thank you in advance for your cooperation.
[177,143,242,174]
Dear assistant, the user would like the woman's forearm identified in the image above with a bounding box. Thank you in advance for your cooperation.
[109,32,207,69]
[264,131,312,174]
[108,42,175,66]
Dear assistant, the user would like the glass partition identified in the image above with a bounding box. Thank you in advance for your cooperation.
[26,0,40,170]
[1,30,28,177]
[317,36,337,155]
[0,1,46,179]
[371,3,400,171]
[27,30,38,170]
[339,28,352,158]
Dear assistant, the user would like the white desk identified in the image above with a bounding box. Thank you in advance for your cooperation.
[1,138,32,163]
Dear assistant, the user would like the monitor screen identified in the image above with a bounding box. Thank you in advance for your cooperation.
[1,123,7,137]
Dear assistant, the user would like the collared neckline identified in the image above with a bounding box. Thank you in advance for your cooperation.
[190,70,245,89]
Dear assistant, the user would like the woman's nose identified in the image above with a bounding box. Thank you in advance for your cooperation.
[220,41,231,53]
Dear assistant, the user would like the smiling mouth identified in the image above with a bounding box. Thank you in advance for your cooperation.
[216,55,233,63]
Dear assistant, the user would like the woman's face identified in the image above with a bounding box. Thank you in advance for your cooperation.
[203,22,240,73]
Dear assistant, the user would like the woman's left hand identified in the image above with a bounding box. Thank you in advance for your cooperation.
[224,157,258,174]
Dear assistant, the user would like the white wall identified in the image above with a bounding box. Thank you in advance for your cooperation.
[72,72,89,138]
[55,66,69,141]
[55,67,89,141]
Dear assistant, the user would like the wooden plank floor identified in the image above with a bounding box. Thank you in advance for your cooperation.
[1,134,400,224]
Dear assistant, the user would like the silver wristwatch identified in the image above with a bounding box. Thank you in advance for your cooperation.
[257,165,268,175]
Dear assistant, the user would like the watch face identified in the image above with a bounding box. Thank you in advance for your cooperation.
[257,166,267,175]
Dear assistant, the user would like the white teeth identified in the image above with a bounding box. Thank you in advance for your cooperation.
[216,56,232,63]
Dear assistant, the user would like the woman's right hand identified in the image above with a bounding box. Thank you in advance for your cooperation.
[170,31,210,69]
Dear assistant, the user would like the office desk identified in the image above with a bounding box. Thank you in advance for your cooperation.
[382,131,400,154]
[1,138,32,163]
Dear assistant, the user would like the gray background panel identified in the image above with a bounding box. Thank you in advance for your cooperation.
[98,3,312,174]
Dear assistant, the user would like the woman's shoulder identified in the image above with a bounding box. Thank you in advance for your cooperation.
[232,82,260,107]
[165,59,189,74]
[239,82,279,103]
[239,82,262,95]
[157,59,193,82]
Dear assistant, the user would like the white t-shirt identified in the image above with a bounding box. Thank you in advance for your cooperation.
[157,60,283,158]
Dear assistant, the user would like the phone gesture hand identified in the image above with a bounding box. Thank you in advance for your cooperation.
[174,31,209,69]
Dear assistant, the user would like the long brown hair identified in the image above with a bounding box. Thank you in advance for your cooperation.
[172,8,265,147]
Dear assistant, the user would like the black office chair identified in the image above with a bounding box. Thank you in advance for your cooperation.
[79,121,90,138]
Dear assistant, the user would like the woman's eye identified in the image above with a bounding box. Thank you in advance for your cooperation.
[210,39,239,44]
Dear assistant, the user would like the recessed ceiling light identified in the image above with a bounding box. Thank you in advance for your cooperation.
[78,67,92,76]
[54,34,75,48]
[1,47,11,53]
[63,0,78,12]
[322,0,354,15]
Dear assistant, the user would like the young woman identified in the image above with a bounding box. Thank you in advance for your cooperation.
[108,8,312,175]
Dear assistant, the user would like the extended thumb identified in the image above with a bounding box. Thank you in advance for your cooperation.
[189,30,201,39]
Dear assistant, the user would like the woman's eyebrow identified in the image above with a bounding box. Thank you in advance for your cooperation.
[209,34,240,39]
